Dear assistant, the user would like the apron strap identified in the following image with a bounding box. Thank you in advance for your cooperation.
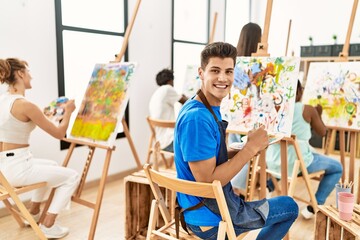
[175,199,205,238]
[196,89,219,122]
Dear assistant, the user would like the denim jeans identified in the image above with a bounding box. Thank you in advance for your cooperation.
[306,153,343,205]
[187,196,298,240]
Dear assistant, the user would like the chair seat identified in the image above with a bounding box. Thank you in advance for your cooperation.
[0,182,47,201]
[0,172,48,240]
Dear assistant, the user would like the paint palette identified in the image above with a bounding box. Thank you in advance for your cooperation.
[229,141,246,150]
[241,133,284,145]
[230,133,284,150]
[43,96,69,121]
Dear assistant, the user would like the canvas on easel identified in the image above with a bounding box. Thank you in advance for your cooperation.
[182,64,201,98]
[68,62,137,147]
[302,62,360,130]
[221,56,300,138]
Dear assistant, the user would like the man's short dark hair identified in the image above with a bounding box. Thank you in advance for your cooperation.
[200,42,237,70]
[156,69,174,86]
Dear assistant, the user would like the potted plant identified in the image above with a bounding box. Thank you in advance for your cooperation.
[332,34,337,45]
[308,36,313,46]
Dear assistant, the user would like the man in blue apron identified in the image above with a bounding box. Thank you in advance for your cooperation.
[174,42,299,239]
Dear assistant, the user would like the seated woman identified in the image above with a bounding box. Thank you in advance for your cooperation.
[266,79,343,219]
[0,58,80,238]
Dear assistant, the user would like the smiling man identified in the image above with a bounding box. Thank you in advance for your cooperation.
[174,42,299,239]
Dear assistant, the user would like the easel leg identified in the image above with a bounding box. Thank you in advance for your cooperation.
[280,140,288,196]
[349,131,356,183]
[294,142,318,211]
[325,129,336,155]
[122,118,142,169]
[75,146,95,197]
[259,151,266,199]
[88,149,113,240]
[339,130,346,182]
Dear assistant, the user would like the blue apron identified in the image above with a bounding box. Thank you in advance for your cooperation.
[197,89,269,229]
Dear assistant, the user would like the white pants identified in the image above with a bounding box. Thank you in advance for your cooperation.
[0,148,80,214]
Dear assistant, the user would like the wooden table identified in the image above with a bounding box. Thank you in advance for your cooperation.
[124,169,176,239]
[315,205,360,240]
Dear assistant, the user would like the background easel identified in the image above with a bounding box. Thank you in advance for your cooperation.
[323,0,359,184]
[40,1,142,239]
[247,0,273,201]
[245,2,298,239]
[208,12,218,44]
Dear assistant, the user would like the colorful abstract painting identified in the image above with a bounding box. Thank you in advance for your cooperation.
[182,64,201,98]
[302,62,360,130]
[221,56,300,137]
[69,62,137,146]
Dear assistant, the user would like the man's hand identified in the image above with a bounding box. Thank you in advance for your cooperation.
[246,126,269,155]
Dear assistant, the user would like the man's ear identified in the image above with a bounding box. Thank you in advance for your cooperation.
[198,67,204,80]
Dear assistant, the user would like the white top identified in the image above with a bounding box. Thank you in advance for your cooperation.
[0,93,36,144]
[149,85,181,149]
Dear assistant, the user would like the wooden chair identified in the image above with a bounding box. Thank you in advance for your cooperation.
[0,171,47,240]
[143,164,251,240]
[146,116,175,168]
[266,135,325,212]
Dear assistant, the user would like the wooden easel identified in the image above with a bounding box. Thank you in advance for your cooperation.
[40,1,142,239]
[323,0,359,184]
[208,12,218,44]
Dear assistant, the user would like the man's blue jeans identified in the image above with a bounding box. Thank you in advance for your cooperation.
[187,196,298,240]
[306,153,343,205]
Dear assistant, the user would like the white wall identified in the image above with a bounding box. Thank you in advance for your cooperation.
[251,0,360,56]
[1,0,359,204]
[0,0,171,187]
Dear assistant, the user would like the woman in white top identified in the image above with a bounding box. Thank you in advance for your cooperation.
[0,58,80,239]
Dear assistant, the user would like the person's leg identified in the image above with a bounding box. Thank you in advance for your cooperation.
[256,196,298,240]
[22,158,80,227]
[306,153,343,205]
[28,159,58,215]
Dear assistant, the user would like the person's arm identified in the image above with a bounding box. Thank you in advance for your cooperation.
[178,94,188,104]
[304,104,326,137]
[20,99,76,139]
[189,126,268,186]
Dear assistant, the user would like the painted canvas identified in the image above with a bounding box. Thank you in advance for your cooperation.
[182,64,201,98]
[302,62,360,130]
[221,56,300,137]
[68,62,137,146]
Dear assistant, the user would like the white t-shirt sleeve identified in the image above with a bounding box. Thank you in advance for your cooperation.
[165,86,182,106]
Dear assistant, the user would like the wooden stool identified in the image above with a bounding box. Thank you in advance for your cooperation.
[315,205,360,240]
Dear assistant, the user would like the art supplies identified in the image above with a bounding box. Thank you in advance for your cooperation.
[43,96,69,121]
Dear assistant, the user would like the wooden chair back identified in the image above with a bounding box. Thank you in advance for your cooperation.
[146,116,175,168]
[0,171,47,239]
[143,164,249,240]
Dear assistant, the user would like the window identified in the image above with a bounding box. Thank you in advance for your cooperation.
[54,0,128,149]
[171,0,210,94]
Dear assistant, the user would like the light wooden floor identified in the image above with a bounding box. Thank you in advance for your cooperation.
[0,151,358,240]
